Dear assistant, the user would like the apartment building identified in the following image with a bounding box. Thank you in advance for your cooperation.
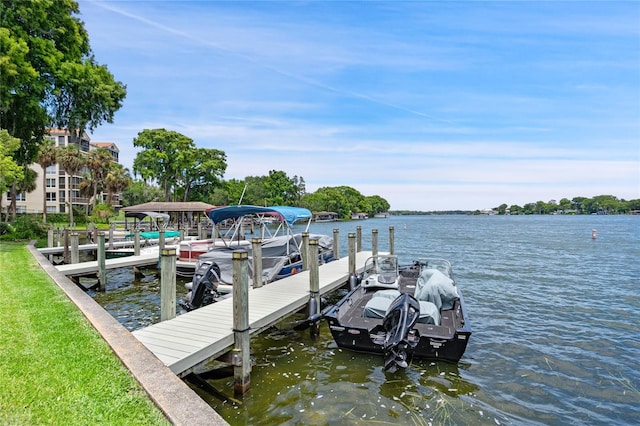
[2,129,120,215]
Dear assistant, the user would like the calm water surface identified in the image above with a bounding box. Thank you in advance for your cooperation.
[92,215,640,425]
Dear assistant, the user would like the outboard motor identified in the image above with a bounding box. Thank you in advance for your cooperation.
[381,293,420,372]
[183,260,221,311]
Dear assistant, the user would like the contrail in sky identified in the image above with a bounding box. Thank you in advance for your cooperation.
[90,0,455,124]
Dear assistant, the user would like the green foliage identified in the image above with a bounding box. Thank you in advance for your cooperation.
[89,203,114,224]
[0,130,24,194]
[0,222,14,236]
[121,179,163,206]
[0,0,126,165]
[498,195,639,215]
[0,215,47,241]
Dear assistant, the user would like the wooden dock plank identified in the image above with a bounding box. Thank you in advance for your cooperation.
[133,250,375,375]
[55,251,160,276]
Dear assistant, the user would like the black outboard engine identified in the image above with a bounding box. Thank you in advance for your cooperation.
[381,293,420,372]
[183,260,221,311]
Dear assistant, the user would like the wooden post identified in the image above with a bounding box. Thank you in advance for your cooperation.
[160,248,177,321]
[251,238,263,288]
[232,250,251,396]
[97,233,106,291]
[63,228,70,264]
[134,229,140,256]
[333,228,340,260]
[180,227,185,241]
[92,226,98,245]
[356,226,362,252]
[198,222,203,240]
[108,224,114,250]
[389,226,395,255]
[301,232,309,271]
[372,229,378,257]
[348,232,356,275]
[308,239,320,337]
[47,229,54,248]
[70,232,79,264]
[159,229,166,251]
[56,227,61,247]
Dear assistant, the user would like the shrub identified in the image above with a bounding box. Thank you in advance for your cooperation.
[0,215,48,241]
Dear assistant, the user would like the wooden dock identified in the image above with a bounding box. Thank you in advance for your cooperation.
[132,250,374,376]
[55,250,161,276]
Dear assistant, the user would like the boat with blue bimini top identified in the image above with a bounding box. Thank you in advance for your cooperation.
[182,205,334,310]
[321,254,471,372]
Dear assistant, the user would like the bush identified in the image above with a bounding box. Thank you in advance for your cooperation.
[0,222,14,236]
[0,215,48,241]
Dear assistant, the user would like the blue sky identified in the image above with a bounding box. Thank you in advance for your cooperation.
[79,1,639,211]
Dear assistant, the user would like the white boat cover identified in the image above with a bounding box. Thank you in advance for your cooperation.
[414,268,459,310]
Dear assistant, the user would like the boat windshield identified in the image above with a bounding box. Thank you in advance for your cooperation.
[362,255,399,280]
[416,258,453,278]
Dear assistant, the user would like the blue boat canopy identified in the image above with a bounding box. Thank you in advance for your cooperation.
[205,205,312,226]
[268,206,312,225]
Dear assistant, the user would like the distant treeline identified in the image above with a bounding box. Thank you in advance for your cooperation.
[391,195,640,215]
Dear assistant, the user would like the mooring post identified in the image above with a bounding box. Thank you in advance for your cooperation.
[309,239,320,337]
[70,232,79,264]
[63,228,70,264]
[389,226,395,255]
[92,225,98,245]
[134,229,140,256]
[232,250,251,397]
[372,229,378,257]
[98,233,106,291]
[180,226,186,241]
[251,238,263,288]
[333,228,340,260]
[197,222,203,240]
[302,232,309,271]
[348,232,356,275]
[159,229,166,251]
[160,248,177,321]
[47,229,54,248]
[356,226,362,252]
[108,223,114,250]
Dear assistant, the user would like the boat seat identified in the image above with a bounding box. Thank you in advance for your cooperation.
[363,290,440,325]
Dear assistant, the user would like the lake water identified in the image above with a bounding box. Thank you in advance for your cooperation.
[91,215,640,425]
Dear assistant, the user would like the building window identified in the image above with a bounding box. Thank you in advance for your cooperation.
[46,206,57,213]
[58,135,65,146]
[15,192,26,201]
[46,192,56,201]
[46,178,56,188]
[16,206,27,213]
[46,165,56,174]
[59,190,65,202]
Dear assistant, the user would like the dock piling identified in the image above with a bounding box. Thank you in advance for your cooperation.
[97,233,106,291]
[356,226,362,252]
[134,230,140,256]
[232,250,251,396]
[70,232,79,264]
[251,238,263,288]
[348,233,356,276]
[389,226,395,255]
[372,229,378,257]
[333,228,340,260]
[160,248,177,321]
[302,232,309,271]
[63,228,70,264]
[308,239,320,337]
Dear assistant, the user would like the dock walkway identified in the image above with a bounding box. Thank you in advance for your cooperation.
[132,251,374,376]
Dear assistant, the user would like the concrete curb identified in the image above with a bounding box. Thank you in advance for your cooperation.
[28,243,228,426]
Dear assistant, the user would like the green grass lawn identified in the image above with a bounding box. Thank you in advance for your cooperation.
[0,242,170,425]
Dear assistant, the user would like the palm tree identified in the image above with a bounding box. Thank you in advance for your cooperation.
[57,145,85,226]
[105,163,131,206]
[85,148,112,212]
[7,167,37,220]
[36,140,57,223]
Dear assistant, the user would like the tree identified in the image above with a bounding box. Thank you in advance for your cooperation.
[1,0,126,209]
[104,163,131,206]
[133,129,195,201]
[57,145,85,225]
[177,147,226,202]
[0,130,24,221]
[35,140,57,223]
[121,179,163,207]
[85,148,113,211]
